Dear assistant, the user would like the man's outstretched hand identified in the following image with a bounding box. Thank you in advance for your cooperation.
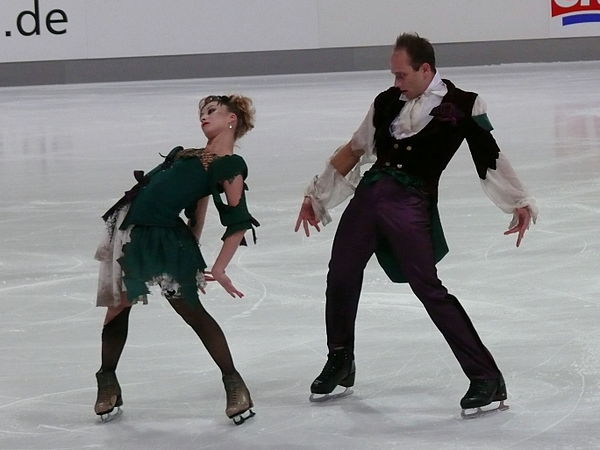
[294,197,321,237]
[504,206,531,247]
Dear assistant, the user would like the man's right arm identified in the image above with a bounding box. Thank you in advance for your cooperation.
[330,142,361,176]
[294,104,374,236]
[294,143,360,236]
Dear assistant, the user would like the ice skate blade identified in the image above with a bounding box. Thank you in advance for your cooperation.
[461,400,509,419]
[99,407,122,423]
[231,408,255,425]
[309,387,354,403]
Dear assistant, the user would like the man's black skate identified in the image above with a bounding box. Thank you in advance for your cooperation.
[310,348,355,402]
[460,375,508,418]
[95,370,123,421]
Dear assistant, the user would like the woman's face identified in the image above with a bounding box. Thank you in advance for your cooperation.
[199,101,236,139]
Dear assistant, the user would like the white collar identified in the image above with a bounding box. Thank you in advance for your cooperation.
[399,71,447,102]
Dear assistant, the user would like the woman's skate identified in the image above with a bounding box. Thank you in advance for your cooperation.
[94,370,123,422]
[223,372,255,425]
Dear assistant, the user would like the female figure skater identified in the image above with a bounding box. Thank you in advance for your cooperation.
[93,94,259,425]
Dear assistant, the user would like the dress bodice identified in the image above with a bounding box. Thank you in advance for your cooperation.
[123,156,210,227]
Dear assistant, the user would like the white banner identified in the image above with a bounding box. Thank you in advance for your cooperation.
[1,0,87,61]
[1,0,598,64]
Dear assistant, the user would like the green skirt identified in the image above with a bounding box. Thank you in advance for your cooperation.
[118,220,207,306]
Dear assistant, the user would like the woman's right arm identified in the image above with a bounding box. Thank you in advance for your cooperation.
[295,104,373,236]
[189,196,209,241]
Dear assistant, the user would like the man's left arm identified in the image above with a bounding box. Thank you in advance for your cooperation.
[465,96,538,247]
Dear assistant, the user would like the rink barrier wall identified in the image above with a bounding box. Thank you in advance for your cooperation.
[1,36,600,87]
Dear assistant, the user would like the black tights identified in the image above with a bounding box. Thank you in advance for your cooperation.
[100,306,131,372]
[166,296,236,376]
[100,298,236,376]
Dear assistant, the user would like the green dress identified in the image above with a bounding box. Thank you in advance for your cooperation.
[115,147,257,306]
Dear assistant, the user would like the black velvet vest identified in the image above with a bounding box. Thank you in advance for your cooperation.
[371,80,500,193]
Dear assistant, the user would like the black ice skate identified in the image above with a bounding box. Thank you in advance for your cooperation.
[460,375,508,419]
[94,370,123,422]
[223,372,255,425]
[309,348,355,402]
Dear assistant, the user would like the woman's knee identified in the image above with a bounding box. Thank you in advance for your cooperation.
[104,302,131,325]
[167,296,207,322]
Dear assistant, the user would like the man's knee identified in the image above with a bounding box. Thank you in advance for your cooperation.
[328,250,369,279]
[408,277,448,304]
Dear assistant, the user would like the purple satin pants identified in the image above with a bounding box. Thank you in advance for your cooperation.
[325,176,500,380]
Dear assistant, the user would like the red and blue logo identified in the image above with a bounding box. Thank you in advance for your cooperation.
[552,0,600,25]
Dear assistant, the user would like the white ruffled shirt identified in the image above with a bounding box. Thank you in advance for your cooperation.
[392,71,448,139]
[306,72,538,227]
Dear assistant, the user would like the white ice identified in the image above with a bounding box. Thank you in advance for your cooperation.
[1,61,600,450]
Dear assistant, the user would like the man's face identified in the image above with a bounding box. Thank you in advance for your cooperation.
[390,49,431,100]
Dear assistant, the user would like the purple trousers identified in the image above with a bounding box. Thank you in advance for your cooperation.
[326,176,500,380]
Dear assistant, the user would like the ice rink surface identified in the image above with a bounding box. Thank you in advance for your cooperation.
[1,60,599,449]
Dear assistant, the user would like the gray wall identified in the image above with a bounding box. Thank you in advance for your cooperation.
[2,36,600,87]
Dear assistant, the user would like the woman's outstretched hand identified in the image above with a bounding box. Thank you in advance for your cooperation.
[204,269,244,298]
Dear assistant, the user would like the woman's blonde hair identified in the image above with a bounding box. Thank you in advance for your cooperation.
[199,94,255,140]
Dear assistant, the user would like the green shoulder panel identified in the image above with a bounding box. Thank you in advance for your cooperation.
[472,113,494,132]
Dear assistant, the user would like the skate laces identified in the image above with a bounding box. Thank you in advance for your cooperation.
[228,382,241,402]
[96,371,119,390]
[318,352,349,379]
[466,379,496,397]
[320,359,339,378]
[224,375,245,403]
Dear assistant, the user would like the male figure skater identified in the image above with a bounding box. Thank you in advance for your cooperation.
[295,33,537,415]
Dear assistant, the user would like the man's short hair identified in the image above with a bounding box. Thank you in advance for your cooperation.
[394,33,436,72]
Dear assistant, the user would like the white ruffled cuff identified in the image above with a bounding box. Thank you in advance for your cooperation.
[304,162,356,226]
[480,153,538,228]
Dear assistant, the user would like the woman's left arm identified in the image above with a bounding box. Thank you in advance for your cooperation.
[222,174,244,207]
